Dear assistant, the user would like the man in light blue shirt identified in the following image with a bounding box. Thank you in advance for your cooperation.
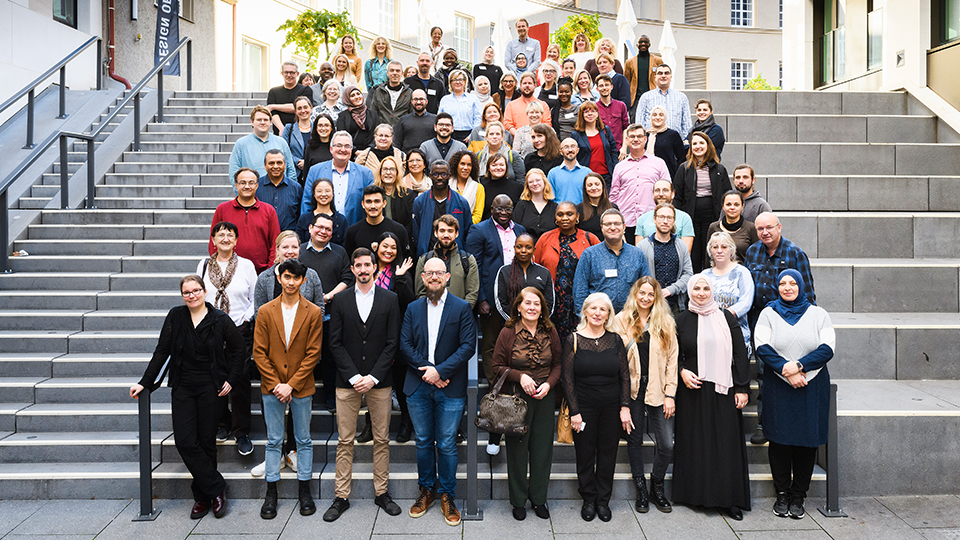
[548,138,592,205]
[504,19,541,75]
[573,208,651,313]
[635,180,694,253]
[229,105,297,191]
[635,65,692,141]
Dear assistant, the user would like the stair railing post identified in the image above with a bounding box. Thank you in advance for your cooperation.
[818,383,846,517]
[59,134,70,209]
[157,71,164,123]
[133,93,141,151]
[132,388,161,521]
[187,39,193,91]
[24,89,35,149]
[462,338,483,521]
[58,66,68,119]
[86,136,96,209]
[0,191,9,273]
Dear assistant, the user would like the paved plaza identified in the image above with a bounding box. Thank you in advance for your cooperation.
[1,495,960,539]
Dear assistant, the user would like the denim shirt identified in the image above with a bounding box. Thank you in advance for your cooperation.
[573,240,651,313]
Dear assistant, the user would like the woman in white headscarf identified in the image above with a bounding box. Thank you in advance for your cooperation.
[671,273,751,521]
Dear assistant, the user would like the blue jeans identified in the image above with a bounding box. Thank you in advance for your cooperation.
[406,383,465,495]
[262,393,313,482]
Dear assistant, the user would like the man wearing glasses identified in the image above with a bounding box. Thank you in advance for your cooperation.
[300,130,374,225]
[573,208,650,312]
[208,168,281,274]
[623,35,664,118]
[419,113,467,165]
[229,105,298,189]
[636,203,693,313]
[610,125,670,245]
[266,61,314,134]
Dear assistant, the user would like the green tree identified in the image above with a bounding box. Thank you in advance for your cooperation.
[743,73,781,90]
[277,9,359,70]
[550,13,603,58]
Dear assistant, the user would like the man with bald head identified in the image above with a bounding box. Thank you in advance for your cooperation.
[400,256,477,526]
[743,211,816,444]
[404,52,447,114]
[394,89,437,153]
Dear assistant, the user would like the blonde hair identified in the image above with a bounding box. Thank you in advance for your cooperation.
[574,69,594,91]
[707,231,738,265]
[620,276,677,348]
[576,292,617,332]
[593,38,617,61]
[274,230,300,264]
[520,168,555,201]
[375,155,407,197]
[369,36,393,59]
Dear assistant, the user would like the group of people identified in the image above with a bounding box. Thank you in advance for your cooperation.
[129,17,834,529]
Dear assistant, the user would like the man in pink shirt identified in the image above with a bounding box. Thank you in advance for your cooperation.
[610,124,670,245]
[503,72,552,136]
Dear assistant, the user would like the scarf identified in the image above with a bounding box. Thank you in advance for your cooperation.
[342,85,367,129]
[686,274,734,395]
[692,113,717,134]
[207,252,238,314]
[721,214,744,232]
[645,106,668,156]
[767,269,811,325]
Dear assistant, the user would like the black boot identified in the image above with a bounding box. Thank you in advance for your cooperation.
[299,480,316,516]
[260,481,278,519]
[650,475,672,513]
[396,415,413,443]
[357,412,373,443]
[634,476,649,513]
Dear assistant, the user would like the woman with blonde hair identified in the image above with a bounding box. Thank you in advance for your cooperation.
[514,101,548,158]
[568,33,595,72]
[702,230,755,354]
[336,34,363,87]
[331,54,358,87]
[613,276,678,513]
[584,38,623,81]
[376,155,416,240]
[364,36,393,89]
[572,69,600,106]
[561,292,632,522]
[514,168,558,243]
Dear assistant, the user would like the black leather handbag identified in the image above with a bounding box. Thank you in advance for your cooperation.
[476,368,528,435]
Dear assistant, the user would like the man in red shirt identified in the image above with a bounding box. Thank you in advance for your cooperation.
[595,75,630,148]
[209,168,281,274]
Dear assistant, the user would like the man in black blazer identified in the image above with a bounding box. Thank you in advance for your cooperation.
[323,248,402,522]
[464,194,526,383]
[400,257,477,527]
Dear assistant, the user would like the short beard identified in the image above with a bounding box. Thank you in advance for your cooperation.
[425,285,445,303]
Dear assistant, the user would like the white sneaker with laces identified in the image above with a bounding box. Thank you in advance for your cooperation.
[251,461,266,477]
[286,450,298,472]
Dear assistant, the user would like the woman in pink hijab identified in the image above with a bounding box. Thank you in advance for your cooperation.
[671,273,751,521]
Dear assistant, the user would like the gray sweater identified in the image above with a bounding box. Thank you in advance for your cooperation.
[637,234,693,305]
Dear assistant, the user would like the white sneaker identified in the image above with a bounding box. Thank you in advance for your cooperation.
[286,450,298,472]
[251,461,266,477]
[486,442,500,456]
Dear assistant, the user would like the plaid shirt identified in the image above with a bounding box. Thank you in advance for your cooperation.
[744,237,817,315]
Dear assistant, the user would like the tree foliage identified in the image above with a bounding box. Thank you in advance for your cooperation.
[743,73,781,90]
[277,9,359,70]
[550,13,603,58]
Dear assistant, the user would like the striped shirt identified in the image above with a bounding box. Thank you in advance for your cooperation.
[635,87,693,140]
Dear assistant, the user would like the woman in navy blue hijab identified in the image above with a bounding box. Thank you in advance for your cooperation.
[754,269,835,521]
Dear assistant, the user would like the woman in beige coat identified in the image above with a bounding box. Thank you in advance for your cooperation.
[614,276,678,514]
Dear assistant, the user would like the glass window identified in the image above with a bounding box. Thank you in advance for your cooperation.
[944,0,960,43]
[53,0,77,28]
[867,8,882,69]
[730,61,754,90]
[453,14,472,62]
[731,0,753,27]
[685,0,707,25]
[338,0,356,20]
[242,41,265,92]
[378,0,395,39]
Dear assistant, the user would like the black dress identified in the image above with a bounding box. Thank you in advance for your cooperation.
[513,200,558,244]
[672,309,751,511]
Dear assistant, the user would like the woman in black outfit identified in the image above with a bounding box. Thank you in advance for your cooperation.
[562,292,633,523]
[129,275,245,519]
[646,106,686,177]
[672,274,751,520]
[576,172,618,241]
[335,85,379,157]
[523,123,563,175]
[672,131,731,272]
[301,114,334,184]
[376,156,417,246]
[480,153,523,220]
[513,168,558,243]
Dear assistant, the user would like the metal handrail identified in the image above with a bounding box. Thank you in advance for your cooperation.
[0,36,101,149]
[0,37,192,273]
[818,383,846,517]
[132,388,160,521]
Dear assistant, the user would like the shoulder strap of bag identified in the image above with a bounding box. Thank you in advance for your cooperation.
[492,367,511,395]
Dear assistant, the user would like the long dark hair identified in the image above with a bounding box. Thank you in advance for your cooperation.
[308,114,335,150]
[532,123,560,160]
[374,231,405,272]
[580,172,613,222]
[309,178,338,214]
[448,150,479,182]
[506,234,535,305]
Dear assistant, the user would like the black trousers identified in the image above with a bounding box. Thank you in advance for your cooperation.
[219,320,252,436]
[172,384,227,502]
[571,396,622,506]
[768,441,818,498]
[691,196,714,272]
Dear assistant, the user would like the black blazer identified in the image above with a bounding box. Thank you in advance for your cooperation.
[672,160,731,220]
[328,286,401,389]
[138,303,245,392]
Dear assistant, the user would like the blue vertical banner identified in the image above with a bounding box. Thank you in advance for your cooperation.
[154,0,181,75]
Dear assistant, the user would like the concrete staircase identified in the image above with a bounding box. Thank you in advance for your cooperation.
[0,89,958,499]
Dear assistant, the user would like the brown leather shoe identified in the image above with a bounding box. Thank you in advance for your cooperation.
[190,500,210,519]
[409,486,435,518]
[440,493,460,526]
[212,489,228,518]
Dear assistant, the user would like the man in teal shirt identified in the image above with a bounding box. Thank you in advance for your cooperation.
[228,105,297,191]
[548,138,592,205]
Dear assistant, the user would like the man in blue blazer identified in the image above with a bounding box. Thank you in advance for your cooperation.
[463,194,526,383]
[400,257,477,526]
[411,160,472,257]
[301,131,373,225]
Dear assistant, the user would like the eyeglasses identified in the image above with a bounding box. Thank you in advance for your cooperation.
[436,123,454,128]
[181,289,204,297]
[282,70,298,75]
[542,69,557,74]
[236,181,257,187]
[654,215,675,221]
[601,221,623,228]
[331,143,353,150]
[422,270,446,277]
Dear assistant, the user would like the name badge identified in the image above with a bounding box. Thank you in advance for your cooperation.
[478,65,487,70]
[549,94,558,100]
[427,89,437,95]
[565,112,576,119]
[527,46,533,51]
[605,269,618,278]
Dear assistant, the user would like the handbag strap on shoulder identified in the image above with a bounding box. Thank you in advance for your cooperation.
[492,367,511,394]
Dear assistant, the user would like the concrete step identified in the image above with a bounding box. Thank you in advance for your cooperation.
[759,175,960,212]
[145,122,247,133]
[154,114,245,124]
[28,225,145,240]
[812,258,960,313]
[100,173,204,186]
[687,90,907,116]
[0,378,46,403]
[0,431,168,463]
[33,377,159,404]
[66,330,160,354]
[174,91,267,99]
[51,354,150,377]
[13,403,172,432]
[120,256,202,273]
[13,239,134,256]
[721,142,960,177]
[83,198,188,209]
[109,272,196,291]
[0,404,31,431]
[120,151,230,163]
[0,332,70,353]
[0,311,86,331]
[138,132,242,143]
[134,142,233,153]
[721,114,937,144]
[8,255,122,273]
[0,273,110,291]
[39,209,212,226]
[96,291,181,310]
[0,291,98,310]
[0,355,56,377]
[81,310,168,331]
[161,106,249,115]
[166,97,262,107]
[95,185,232,200]
[112,162,227,174]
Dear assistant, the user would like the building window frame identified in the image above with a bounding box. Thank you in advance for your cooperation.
[731,0,754,27]
[378,0,397,39]
[453,13,473,64]
[53,0,77,28]
[730,60,754,90]
[338,0,357,23]
[241,38,269,92]
[152,0,195,23]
